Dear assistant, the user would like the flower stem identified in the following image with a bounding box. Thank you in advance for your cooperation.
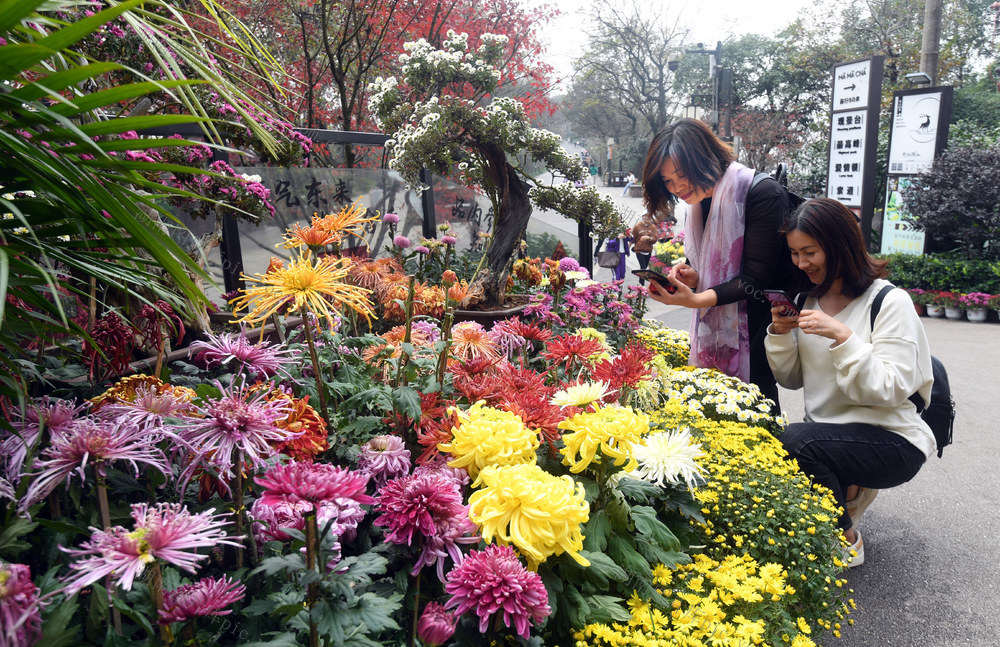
[301,308,330,421]
[410,570,421,647]
[232,450,245,570]
[97,473,123,635]
[395,276,416,388]
[305,509,320,647]
[149,561,174,644]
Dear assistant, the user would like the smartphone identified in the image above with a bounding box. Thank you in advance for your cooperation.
[763,289,799,315]
[631,269,677,293]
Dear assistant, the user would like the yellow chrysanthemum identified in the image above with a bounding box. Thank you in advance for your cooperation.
[468,463,590,569]
[438,402,538,477]
[550,381,614,408]
[558,405,649,474]
[230,254,375,330]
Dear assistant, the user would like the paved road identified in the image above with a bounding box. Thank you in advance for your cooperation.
[530,158,1000,645]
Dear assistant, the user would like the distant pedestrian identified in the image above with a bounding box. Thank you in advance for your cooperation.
[621,172,637,197]
[589,164,598,185]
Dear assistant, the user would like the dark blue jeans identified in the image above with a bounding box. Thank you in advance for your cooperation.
[780,422,926,530]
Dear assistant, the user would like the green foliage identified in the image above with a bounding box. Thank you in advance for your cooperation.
[524,231,577,262]
[901,146,1000,261]
[882,252,1000,293]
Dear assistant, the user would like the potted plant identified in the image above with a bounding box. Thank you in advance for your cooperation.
[989,294,1000,320]
[904,288,931,316]
[924,291,946,317]
[934,291,964,320]
[958,292,992,322]
[368,32,625,309]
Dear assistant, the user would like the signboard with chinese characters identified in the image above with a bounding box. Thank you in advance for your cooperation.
[826,109,867,207]
[825,57,883,238]
[879,86,952,255]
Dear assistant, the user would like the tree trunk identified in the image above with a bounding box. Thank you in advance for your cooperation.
[475,147,533,307]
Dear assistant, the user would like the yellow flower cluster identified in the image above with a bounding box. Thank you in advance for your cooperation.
[575,553,818,647]
[469,463,590,569]
[634,324,691,369]
[575,326,613,361]
[438,401,539,477]
[558,405,649,474]
[652,238,685,267]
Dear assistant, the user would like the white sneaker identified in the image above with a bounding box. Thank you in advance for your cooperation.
[846,487,879,525]
[841,529,865,568]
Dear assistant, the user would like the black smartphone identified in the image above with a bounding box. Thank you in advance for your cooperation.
[763,289,799,315]
[631,269,677,293]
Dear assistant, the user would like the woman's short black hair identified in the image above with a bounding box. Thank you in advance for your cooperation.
[641,118,734,217]
[782,198,888,298]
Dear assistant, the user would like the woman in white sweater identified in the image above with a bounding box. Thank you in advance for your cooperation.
[765,198,935,567]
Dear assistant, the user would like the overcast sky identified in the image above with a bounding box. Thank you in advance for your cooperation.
[533,0,818,89]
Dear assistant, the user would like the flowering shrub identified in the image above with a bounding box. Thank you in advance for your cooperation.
[958,291,992,309]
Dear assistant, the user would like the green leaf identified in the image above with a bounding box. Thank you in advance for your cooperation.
[582,594,631,623]
[112,596,155,639]
[391,386,422,420]
[607,533,650,577]
[0,517,37,557]
[582,509,611,553]
[631,506,681,551]
[40,595,81,647]
[615,476,663,503]
[576,550,627,588]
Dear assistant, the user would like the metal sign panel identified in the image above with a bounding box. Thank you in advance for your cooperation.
[832,60,874,110]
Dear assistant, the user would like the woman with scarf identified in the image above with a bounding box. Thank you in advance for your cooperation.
[641,118,798,404]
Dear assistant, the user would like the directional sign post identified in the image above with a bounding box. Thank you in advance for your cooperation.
[825,57,883,244]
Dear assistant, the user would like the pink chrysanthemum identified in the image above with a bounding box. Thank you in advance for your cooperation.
[255,461,373,508]
[2,397,85,481]
[19,417,172,512]
[158,576,245,625]
[178,380,297,488]
[0,561,43,647]
[417,601,456,646]
[188,328,297,379]
[60,503,240,595]
[93,382,197,431]
[374,472,478,581]
[444,544,551,639]
[357,435,411,487]
[249,496,366,546]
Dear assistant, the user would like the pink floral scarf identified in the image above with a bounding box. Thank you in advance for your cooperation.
[683,162,754,381]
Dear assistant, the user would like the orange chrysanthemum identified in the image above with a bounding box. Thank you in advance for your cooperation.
[447,280,484,308]
[450,321,501,364]
[266,391,329,462]
[414,283,445,319]
[314,200,380,245]
[349,257,403,293]
[89,375,197,411]
[282,223,338,251]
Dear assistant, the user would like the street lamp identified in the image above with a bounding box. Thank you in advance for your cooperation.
[685,40,732,140]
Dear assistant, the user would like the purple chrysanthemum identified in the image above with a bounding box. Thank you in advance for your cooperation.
[158,576,245,625]
[383,213,400,225]
[357,435,411,487]
[415,245,430,255]
[255,461,374,508]
[444,544,551,639]
[417,601,456,646]
[413,459,470,488]
[393,235,411,249]
[188,328,296,379]
[411,320,441,343]
[19,417,172,512]
[441,235,457,245]
[177,381,297,488]
[487,320,527,358]
[374,472,478,581]
[93,383,196,431]
[0,561,43,647]
[60,503,240,595]
[558,257,582,272]
[2,397,85,481]
[249,495,365,546]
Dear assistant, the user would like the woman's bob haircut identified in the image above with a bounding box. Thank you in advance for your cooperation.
[641,118,733,217]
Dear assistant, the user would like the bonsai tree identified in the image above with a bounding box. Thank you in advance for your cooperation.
[902,145,1000,261]
[369,31,625,306]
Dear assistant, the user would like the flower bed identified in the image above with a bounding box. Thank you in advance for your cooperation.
[0,214,854,647]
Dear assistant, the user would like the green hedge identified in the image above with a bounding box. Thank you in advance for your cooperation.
[880,253,1000,293]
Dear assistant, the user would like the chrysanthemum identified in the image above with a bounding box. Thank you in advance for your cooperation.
[558,405,649,474]
[374,471,478,581]
[629,427,706,491]
[230,254,375,331]
[260,390,329,462]
[1,396,85,481]
[255,461,373,507]
[281,222,338,251]
[445,280,484,308]
[504,317,551,343]
[348,256,403,293]
[497,390,565,453]
[357,435,411,487]
[159,576,246,625]
[591,342,655,396]
[543,333,606,368]
[60,503,240,594]
[417,601,456,646]
[0,561,43,647]
[469,463,590,568]
[19,417,172,511]
[93,382,197,431]
[438,402,539,478]
[449,321,501,363]
[487,319,526,358]
[188,328,297,379]
[177,381,296,487]
[444,544,551,638]
[249,495,365,547]
[315,201,380,245]
[550,381,615,408]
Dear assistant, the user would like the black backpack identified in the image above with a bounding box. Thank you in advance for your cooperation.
[870,284,955,457]
[750,163,806,212]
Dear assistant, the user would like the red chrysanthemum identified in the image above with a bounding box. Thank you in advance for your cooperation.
[415,392,460,464]
[504,316,552,343]
[590,341,655,398]
[497,390,569,453]
[542,333,606,370]
[256,461,373,507]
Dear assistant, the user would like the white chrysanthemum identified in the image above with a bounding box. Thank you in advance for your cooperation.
[630,428,706,491]
[550,381,614,408]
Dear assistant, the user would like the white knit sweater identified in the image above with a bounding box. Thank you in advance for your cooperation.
[765,278,937,459]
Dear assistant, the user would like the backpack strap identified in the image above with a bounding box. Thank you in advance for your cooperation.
[869,282,926,412]
[750,172,768,192]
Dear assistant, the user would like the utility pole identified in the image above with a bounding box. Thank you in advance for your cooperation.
[919,0,944,84]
